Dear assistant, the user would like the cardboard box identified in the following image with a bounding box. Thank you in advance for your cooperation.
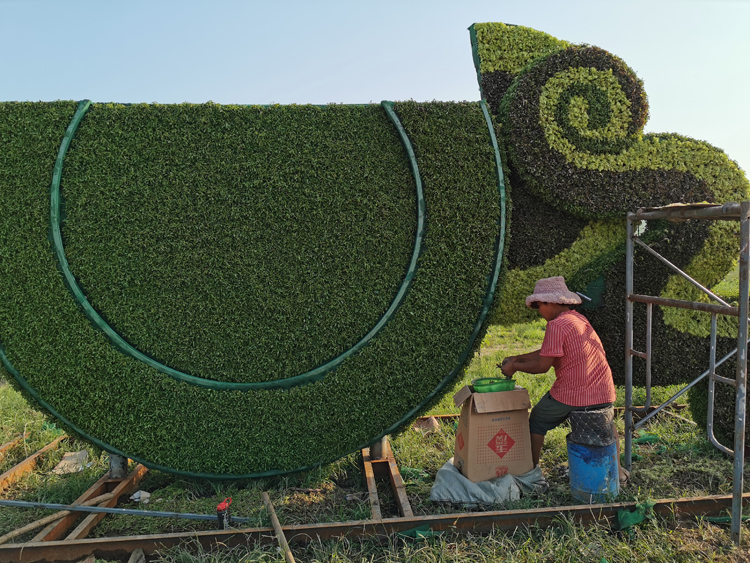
[452,385,533,482]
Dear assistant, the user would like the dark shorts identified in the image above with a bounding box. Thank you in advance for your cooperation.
[529,391,613,435]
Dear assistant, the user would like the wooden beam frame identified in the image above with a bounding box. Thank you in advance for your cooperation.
[0,435,66,493]
[65,464,149,540]
[1,492,747,563]
[32,471,116,542]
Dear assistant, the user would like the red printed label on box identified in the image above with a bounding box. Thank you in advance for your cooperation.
[457,432,465,451]
[495,466,509,477]
[487,429,515,458]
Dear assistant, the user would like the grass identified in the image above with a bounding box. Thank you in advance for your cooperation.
[0,381,65,459]
[1,320,750,561]
[148,516,750,563]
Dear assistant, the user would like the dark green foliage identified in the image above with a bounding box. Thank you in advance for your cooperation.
[0,101,81,421]
[504,177,588,270]
[498,46,712,218]
[0,101,502,477]
[481,71,515,115]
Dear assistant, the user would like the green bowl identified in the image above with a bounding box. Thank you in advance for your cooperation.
[472,378,515,393]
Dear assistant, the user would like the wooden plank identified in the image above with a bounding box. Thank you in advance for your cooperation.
[369,437,392,480]
[0,435,66,492]
[367,437,413,517]
[34,470,113,541]
[370,459,390,480]
[65,464,148,540]
[0,434,24,459]
[416,414,459,421]
[361,448,382,520]
[387,459,413,518]
[1,492,748,562]
[368,436,413,518]
[30,522,58,543]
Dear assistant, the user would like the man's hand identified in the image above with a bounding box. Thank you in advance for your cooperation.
[496,350,554,376]
[497,357,515,378]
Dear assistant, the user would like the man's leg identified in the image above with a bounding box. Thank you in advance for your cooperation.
[529,392,569,468]
[531,433,545,467]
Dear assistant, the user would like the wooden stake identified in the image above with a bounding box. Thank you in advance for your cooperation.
[261,492,295,563]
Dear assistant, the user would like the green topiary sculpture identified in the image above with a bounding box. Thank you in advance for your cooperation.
[470,22,749,445]
[2,23,748,476]
[0,100,507,477]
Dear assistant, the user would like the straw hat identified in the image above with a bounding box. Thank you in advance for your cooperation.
[525,276,582,307]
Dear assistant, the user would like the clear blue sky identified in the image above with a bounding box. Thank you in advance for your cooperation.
[2,0,747,174]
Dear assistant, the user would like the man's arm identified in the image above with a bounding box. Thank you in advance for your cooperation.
[498,350,556,377]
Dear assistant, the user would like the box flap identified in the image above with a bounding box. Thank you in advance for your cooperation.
[453,385,473,408]
[473,388,530,413]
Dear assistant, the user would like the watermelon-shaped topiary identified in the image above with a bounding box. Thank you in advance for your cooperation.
[0,100,507,477]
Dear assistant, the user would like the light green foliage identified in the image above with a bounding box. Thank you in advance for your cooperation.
[493,220,625,325]
[540,67,634,150]
[713,262,740,301]
[473,23,568,75]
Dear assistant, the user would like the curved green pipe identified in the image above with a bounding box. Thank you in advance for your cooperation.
[3,100,506,480]
[49,100,426,391]
[376,99,507,439]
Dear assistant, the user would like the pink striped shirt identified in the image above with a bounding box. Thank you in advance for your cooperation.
[539,310,616,407]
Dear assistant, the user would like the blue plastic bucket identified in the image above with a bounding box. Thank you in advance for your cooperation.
[566,434,619,503]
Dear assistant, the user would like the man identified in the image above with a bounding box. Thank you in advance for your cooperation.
[498,276,628,485]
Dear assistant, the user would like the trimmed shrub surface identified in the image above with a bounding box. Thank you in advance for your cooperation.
[0,100,504,477]
[62,103,416,383]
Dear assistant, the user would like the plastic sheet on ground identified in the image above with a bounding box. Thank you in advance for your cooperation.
[429,458,548,507]
[50,451,88,475]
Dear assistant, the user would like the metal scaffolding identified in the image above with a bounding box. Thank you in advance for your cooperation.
[624,201,749,545]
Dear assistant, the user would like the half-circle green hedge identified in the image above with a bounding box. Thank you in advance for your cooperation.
[470,22,749,443]
[0,100,506,477]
